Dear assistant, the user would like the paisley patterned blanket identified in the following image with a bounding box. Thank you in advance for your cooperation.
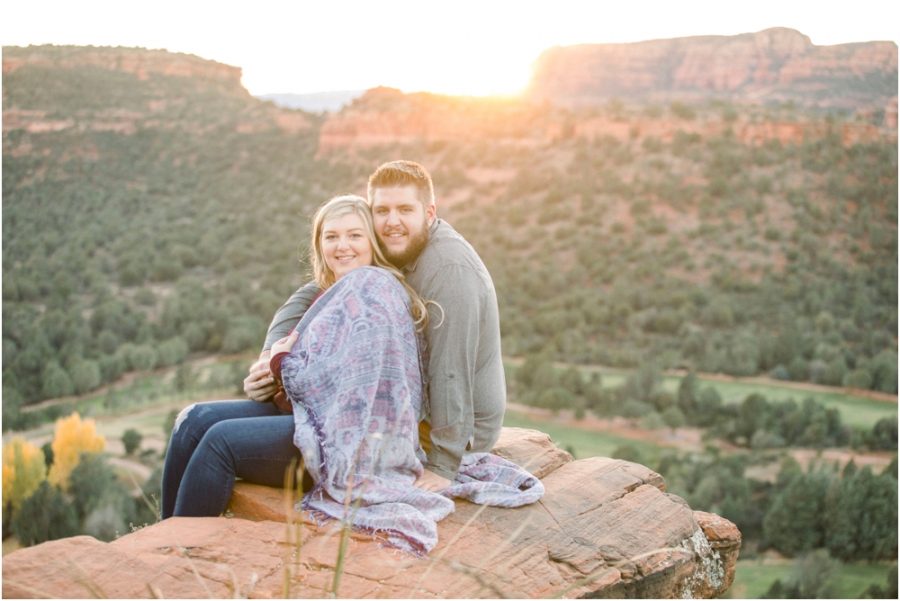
[280,267,542,554]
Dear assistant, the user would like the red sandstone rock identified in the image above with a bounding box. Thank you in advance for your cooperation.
[3,428,740,599]
[3,46,241,85]
[528,28,897,113]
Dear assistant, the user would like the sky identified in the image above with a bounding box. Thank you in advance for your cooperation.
[2,0,899,97]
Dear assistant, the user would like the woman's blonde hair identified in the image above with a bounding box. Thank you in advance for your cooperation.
[309,195,431,330]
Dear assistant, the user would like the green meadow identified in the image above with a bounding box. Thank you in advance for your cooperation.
[522,362,897,430]
[502,409,663,463]
[728,559,895,599]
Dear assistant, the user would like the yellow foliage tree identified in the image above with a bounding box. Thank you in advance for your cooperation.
[47,412,106,490]
[2,437,47,511]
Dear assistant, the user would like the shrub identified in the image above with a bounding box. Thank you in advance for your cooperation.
[11,481,78,546]
[121,428,143,455]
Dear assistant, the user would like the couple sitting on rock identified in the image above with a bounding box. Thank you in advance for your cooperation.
[161,160,542,554]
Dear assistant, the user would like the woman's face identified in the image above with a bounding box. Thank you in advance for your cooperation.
[321,211,374,280]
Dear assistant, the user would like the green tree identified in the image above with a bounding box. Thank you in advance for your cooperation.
[559,367,584,396]
[625,361,660,403]
[41,361,74,399]
[41,441,54,468]
[677,371,699,417]
[694,386,723,427]
[536,387,575,413]
[69,359,101,394]
[763,470,832,555]
[11,481,78,546]
[156,337,188,367]
[826,467,898,560]
[662,406,686,430]
[174,363,196,391]
[531,362,559,392]
[868,417,898,451]
[121,428,143,455]
[869,349,898,393]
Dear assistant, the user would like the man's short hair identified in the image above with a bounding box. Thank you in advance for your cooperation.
[367,160,435,207]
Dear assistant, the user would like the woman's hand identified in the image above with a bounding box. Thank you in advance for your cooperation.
[414,468,452,492]
[243,350,275,401]
[270,330,299,358]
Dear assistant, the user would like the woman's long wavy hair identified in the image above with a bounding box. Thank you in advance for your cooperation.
[309,195,431,330]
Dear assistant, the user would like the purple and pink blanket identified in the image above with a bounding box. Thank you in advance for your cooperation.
[280,267,542,554]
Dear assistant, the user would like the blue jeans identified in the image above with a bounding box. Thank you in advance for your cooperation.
[161,400,302,518]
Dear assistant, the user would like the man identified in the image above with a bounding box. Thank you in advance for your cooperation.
[244,160,506,491]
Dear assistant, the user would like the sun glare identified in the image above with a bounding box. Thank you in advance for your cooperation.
[396,63,534,98]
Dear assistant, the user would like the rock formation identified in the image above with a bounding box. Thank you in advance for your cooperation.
[2,45,313,137]
[2,428,741,598]
[528,28,898,111]
[2,45,242,86]
[316,87,561,155]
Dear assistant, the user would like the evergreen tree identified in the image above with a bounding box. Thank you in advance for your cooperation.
[69,359,101,394]
[694,386,723,427]
[677,371,699,417]
[560,367,584,396]
[11,481,78,546]
[41,441,54,468]
[763,469,832,555]
[41,361,74,399]
[121,428,143,455]
[68,454,122,520]
[826,467,898,560]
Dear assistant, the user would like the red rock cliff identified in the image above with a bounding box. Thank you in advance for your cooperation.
[528,28,898,111]
[317,87,563,154]
[3,45,243,87]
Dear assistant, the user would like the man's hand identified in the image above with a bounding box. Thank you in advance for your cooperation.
[243,350,275,402]
[414,468,452,492]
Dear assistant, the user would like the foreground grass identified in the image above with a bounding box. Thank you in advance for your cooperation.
[729,558,895,598]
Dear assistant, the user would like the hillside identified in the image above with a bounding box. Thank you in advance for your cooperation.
[2,42,897,426]
[528,27,899,115]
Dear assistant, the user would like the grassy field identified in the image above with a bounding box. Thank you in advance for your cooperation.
[728,558,895,598]
[656,376,896,429]
[502,409,663,463]
[506,361,897,430]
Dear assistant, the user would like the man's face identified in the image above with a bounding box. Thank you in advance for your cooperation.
[371,185,435,267]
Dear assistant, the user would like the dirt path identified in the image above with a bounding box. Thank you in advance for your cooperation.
[19,353,253,414]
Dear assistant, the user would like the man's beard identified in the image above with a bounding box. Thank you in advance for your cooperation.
[381,223,429,268]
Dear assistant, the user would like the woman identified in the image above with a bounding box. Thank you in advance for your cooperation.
[161,195,434,521]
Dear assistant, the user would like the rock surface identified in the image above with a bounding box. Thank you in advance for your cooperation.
[2,428,741,598]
